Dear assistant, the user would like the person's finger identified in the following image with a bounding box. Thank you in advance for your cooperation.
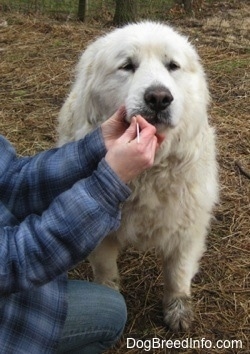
[152,135,158,154]
[137,124,156,144]
[156,133,165,146]
[136,118,157,143]
[135,115,157,133]
[120,116,137,142]
[143,135,158,167]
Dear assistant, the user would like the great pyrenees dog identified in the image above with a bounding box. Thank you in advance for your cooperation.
[58,21,218,332]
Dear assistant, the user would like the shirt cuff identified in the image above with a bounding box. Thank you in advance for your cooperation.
[77,127,107,171]
[84,159,131,216]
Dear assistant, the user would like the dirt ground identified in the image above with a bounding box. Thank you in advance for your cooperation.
[0,1,249,353]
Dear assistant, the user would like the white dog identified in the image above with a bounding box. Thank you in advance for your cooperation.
[58,22,218,332]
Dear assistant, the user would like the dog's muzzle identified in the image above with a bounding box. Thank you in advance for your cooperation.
[141,86,174,127]
[126,86,174,129]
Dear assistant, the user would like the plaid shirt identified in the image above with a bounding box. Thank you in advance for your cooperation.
[0,128,130,353]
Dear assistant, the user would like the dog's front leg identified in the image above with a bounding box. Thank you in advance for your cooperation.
[162,235,205,332]
[88,234,120,290]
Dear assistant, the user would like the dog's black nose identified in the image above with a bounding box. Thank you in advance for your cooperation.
[144,87,173,112]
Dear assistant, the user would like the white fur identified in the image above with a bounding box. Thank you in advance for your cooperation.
[58,22,218,332]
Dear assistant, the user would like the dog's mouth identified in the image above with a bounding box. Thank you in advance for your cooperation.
[146,111,171,126]
[128,109,173,132]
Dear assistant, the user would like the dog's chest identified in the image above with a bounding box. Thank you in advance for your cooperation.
[115,157,203,250]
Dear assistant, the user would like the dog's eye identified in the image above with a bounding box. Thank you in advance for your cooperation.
[168,61,180,71]
[119,61,136,72]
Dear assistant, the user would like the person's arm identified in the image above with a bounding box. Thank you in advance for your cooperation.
[0,113,160,295]
[0,128,106,219]
[0,158,130,295]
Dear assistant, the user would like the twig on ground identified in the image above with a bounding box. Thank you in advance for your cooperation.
[235,161,250,180]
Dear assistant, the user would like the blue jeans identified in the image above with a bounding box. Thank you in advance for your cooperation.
[57,280,127,354]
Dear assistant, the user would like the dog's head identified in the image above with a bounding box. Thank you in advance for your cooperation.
[72,22,209,135]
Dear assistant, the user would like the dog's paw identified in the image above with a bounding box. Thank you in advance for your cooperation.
[94,277,120,291]
[163,296,193,332]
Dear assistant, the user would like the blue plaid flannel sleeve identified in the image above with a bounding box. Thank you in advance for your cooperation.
[0,158,130,295]
[0,132,131,294]
[0,131,131,353]
[0,128,106,220]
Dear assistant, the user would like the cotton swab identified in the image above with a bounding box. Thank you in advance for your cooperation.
[136,122,140,143]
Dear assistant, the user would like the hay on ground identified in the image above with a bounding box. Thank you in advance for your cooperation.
[0,2,249,353]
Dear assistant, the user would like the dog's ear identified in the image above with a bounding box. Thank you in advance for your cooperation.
[75,41,96,84]
[178,36,200,74]
[57,40,104,145]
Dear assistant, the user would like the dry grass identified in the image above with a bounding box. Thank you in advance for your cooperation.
[0,1,249,353]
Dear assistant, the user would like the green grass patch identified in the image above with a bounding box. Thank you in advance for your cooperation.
[212,57,249,73]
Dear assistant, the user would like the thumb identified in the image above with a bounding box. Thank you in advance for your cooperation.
[120,116,137,142]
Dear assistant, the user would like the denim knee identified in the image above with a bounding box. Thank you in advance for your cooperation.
[110,290,127,340]
[57,280,127,354]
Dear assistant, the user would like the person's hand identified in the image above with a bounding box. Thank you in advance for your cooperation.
[101,106,129,151]
[105,115,163,183]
